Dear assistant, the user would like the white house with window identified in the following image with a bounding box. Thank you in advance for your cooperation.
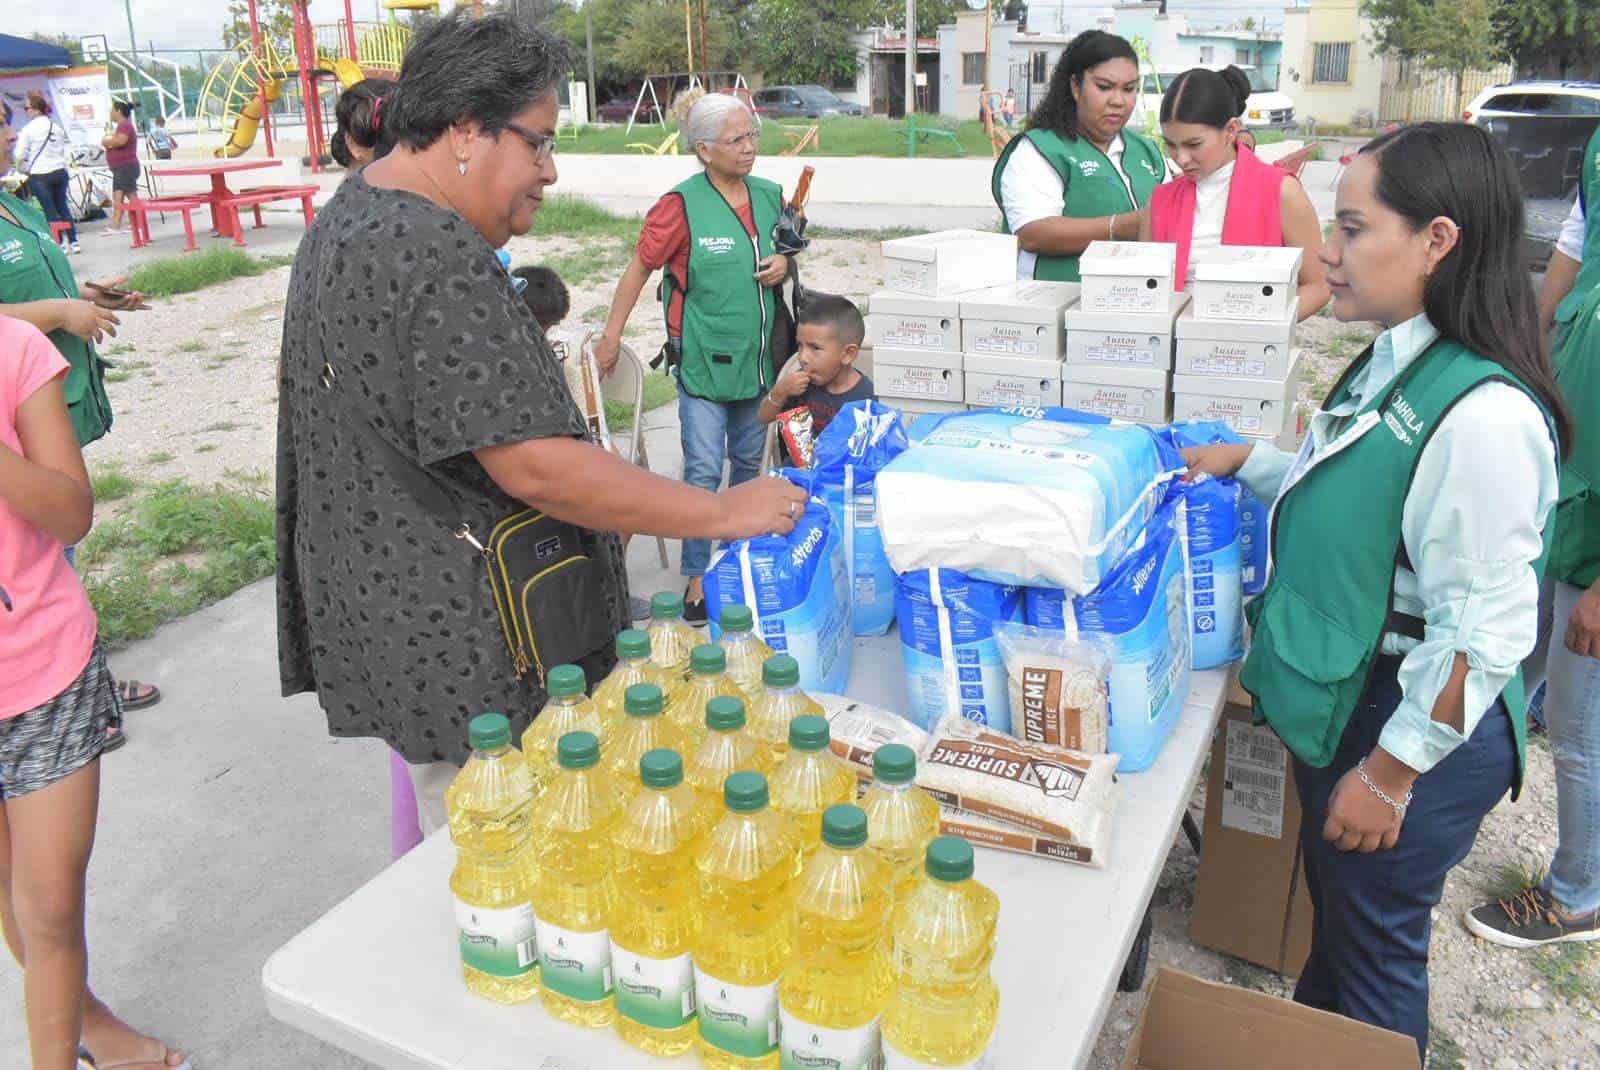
[1279,0,1381,124]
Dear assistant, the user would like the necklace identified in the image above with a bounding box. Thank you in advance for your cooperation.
[405,157,463,216]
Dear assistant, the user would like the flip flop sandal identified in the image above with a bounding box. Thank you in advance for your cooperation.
[78,1046,96,1069]
[117,680,162,711]
[102,726,128,754]
[89,1049,192,1070]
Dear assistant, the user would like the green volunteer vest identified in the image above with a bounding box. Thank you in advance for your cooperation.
[0,191,113,446]
[991,127,1165,282]
[662,171,782,403]
[1547,126,1600,588]
[1240,338,1555,798]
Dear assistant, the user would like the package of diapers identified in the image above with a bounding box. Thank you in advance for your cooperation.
[703,497,853,694]
[1160,420,1270,595]
[810,401,911,636]
[876,406,1183,594]
[895,568,1025,734]
[1024,494,1192,772]
[1166,477,1245,669]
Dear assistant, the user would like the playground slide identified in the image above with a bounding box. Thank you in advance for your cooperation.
[331,57,364,91]
[216,78,285,158]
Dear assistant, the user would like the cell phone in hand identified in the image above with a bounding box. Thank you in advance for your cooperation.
[84,281,133,300]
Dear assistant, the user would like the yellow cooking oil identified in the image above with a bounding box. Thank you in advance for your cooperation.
[520,664,607,790]
[882,837,1001,1067]
[610,747,714,1056]
[607,683,686,805]
[746,654,823,767]
[860,743,941,901]
[685,696,771,803]
[693,771,803,1069]
[446,713,540,1004]
[648,591,700,680]
[663,644,745,751]
[716,603,775,699]
[530,730,623,1027]
[779,804,896,1069]
[592,629,678,727]
[769,715,856,856]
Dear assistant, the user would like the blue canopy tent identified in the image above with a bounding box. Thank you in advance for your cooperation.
[0,34,71,73]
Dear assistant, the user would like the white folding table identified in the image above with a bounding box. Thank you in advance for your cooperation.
[263,634,1228,1070]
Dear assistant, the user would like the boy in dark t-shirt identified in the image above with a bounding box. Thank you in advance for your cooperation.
[758,293,874,436]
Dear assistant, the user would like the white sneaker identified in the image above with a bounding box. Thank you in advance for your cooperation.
[102,226,126,236]
[69,242,81,255]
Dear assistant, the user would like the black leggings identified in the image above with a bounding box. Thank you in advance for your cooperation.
[29,168,75,243]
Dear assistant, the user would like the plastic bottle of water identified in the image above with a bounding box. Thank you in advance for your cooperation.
[592,629,677,727]
[664,644,746,751]
[881,837,1001,1068]
[648,591,700,680]
[686,695,771,803]
[717,603,775,699]
[860,743,941,901]
[770,715,856,856]
[607,683,686,805]
[521,664,607,790]
[746,654,824,768]
[446,713,539,1003]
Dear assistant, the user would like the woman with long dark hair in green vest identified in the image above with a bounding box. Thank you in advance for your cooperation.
[991,30,1165,281]
[1185,123,1573,1062]
[596,93,792,622]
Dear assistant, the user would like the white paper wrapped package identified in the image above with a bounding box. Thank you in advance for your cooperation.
[1160,420,1270,595]
[875,406,1184,593]
[1024,495,1192,772]
[702,498,853,694]
[1166,478,1245,669]
[895,568,1024,734]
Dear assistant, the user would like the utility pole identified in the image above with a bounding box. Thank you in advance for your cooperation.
[905,0,917,118]
[123,0,138,62]
[585,0,597,122]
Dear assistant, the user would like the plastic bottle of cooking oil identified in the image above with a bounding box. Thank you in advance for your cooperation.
[746,654,823,767]
[685,695,770,802]
[664,644,745,751]
[770,715,856,856]
[610,748,714,1057]
[780,804,896,1069]
[521,665,608,789]
[593,629,677,727]
[648,592,700,680]
[716,604,775,699]
[530,730,622,1027]
[693,771,803,1069]
[606,683,686,805]
[446,713,540,1004]
[860,743,941,902]
[881,837,1001,1068]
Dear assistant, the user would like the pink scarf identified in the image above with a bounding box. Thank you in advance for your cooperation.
[1151,144,1288,289]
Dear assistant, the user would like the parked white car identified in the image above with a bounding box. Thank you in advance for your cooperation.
[1135,67,1296,135]
[1463,81,1600,124]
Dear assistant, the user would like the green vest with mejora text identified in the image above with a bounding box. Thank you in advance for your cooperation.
[662,172,782,403]
[990,127,1165,282]
[1239,338,1555,799]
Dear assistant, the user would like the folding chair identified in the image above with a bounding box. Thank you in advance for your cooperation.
[597,339,672,569]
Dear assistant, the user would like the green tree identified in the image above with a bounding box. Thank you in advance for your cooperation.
[221,0,296,52]
[752,0,871,87]
[28,33,85,65]
[1491,0,1600,77]
[615,0,741,77]
[1363,0,1505,114]
[870,0,966,40]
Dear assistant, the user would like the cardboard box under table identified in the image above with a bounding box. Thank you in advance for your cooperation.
[262,633,1232,1070]
[1174,299,1298,380]
[958,280,1080,360]
[1190,246,1304,324]
[866,291,963,353]
[1172,350,1303,441]
[880,229,1017,298]
[1078,240,1178,315]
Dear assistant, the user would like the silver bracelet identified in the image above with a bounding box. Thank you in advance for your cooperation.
[1108,213,1117,240]
[1356,756,1413,817]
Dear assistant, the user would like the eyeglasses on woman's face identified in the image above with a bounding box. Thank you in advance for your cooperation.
[718,130,759,149]
[501,121,556,166]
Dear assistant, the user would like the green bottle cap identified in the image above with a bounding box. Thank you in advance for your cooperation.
[720,604,754,633]
[640,748,684,789]
[925,836,975,883]
[873,743,917,785]
[468,712,511,751]
[557,730,600,770]
[723,771,769,812]
[546,664,586,698]
[691,644,726,675]
[705,695,746,732]
[650,592,684,620]
[821,803,868,849]
[624,683,664,717]
[788,714,830,752]
[762,654,800,688]
[616,629,651,660]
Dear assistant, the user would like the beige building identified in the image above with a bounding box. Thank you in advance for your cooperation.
[1280,0,1382,125]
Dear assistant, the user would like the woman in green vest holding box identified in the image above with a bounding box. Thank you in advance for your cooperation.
[990,30,1166,282]
[1185,123,1572,1061]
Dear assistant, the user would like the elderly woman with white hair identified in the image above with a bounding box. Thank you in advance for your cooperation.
[595,92,793,623]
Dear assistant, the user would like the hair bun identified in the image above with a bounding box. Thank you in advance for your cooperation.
[1220,66,1251,116]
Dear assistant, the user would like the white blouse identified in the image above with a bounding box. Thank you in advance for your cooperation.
[1184,161,1234,282]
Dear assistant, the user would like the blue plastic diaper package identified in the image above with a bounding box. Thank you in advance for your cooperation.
[1165,476,1245,669]
[1025,495,1193,772]
[703,497,853,694]
[810,401,910,636]
[895,568,1025,734]
[876,406,1184,594]
[1159,420,1270,595]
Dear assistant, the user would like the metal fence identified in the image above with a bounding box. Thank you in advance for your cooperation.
[1378,58,1514,124]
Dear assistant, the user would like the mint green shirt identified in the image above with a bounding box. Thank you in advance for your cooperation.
[1238,314,1558,774]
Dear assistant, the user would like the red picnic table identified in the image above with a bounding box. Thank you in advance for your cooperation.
[145,159,280,239]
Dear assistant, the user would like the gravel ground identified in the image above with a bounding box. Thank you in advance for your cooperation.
[95,233,1597,1070]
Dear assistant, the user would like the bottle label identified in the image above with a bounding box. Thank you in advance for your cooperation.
[534,919,613,1003]
[882,1037,990,1069]
[694,966,780,1058]
[612,943,696,1029]
[780,1010,884,1069]
[453,898,538,979]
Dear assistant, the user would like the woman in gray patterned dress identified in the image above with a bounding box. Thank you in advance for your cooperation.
[275,11,805,826]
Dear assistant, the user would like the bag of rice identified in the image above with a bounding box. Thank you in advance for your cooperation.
[916,715,1118,865]
[938,805,1109,867]
[812,692,929,784]
[993,622,1113,753]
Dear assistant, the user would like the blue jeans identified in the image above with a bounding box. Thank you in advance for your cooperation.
[30,169,75,243]
[1525,579,1600,915]
[678,388,766,578]
[1293,654,1516,1063]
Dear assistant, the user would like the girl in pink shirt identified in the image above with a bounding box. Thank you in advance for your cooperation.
[0,314,190,1069]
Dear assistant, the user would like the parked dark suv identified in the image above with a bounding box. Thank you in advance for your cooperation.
[751,85,864,119]
[596,95,661,124]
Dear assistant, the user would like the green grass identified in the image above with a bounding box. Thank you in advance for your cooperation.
[195,444,217,454]
[79,478,276,646]
[1220,954,1280,994]
[1532,944,1599,1002]
[202,421,240,433]
[106,342,136,355]
[126,247,290,298]
[176,340,206,353]
[534,194,643,240]
[541,238,635,289]
[604,371,677,432]
[557,116,995,159]
[1475,860,1545,901]
[105,371,132,384]
[1428,1026,1468,1070]
[91,467,136,503]
[147,451,175,464]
